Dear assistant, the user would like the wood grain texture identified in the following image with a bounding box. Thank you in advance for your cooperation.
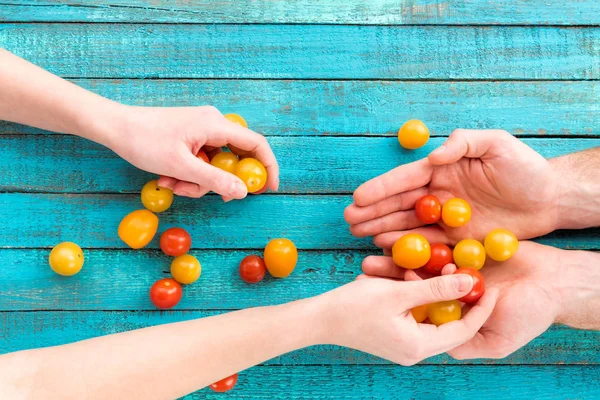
[2,194,599,250]
[2,136,599,193]
[2,79,600,137]
[3,0,600,25]
[1,310,598,366]
[2,24,600,79]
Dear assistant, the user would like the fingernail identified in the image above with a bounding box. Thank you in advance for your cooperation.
[231,181,248,198]
[454,275,473,292]
[430,145,446,157]
[222,196,233,203]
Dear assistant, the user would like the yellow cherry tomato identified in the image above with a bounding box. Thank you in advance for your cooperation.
[427,300,462,326]
[411,304,428,323]
[224,113,248,128]
[49,242,84,276]
[210,151,239,174]
[264,238,298,278]
[398,119,430,150]
[453,239,486,270]
[484,228,519,262]
[171,254,202,284]
[392,233,431,270]
[141,180,173,213]
[118,210,159,249]
[234,158,268,193]
[442,198,472,228]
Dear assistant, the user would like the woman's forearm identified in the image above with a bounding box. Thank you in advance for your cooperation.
[0,298,327,399]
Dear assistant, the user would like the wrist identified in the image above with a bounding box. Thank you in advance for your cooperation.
[73,98,128,151]
[275,295,333,348]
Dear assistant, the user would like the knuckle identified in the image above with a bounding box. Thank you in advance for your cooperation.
[428,278,448,300]
[203,105,221,115]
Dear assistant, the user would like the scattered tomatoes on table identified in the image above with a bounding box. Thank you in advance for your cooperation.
[49,242,84,276]
[441,198,471,228]
[392,233,431,270]
[234,158,268,193]
[398,119,430,150]
[160,227,191,257]
[210,373,239,393]
[171,254,202,285]
[141,180,173,213]
[411,304,428,323]
[484,228,519,261]
[415,195,441,224]
[423,243,453,275]
[118,210,159,249]
[149,278,182,309]
[453,239,486,270]
[224,113,248,128]
[454,268,485,304]
[264,238,298,278]
[210,151,239,174]
[427,300,461,326]
[239,255,267,284]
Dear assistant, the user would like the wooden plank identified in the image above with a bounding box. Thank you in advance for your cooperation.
[3,1,600,25]
[2,136,599,194]
[2,25,600,79]
[1,311,598,365]
[1,80,599,137]
[1,194,598,250]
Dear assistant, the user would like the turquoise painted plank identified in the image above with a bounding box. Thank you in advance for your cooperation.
[3,0,600,25]
[2,25,600,79]
[2,136,598,194]
[1,80,599,137]
[0,194,598,250]
[1,310,597,365]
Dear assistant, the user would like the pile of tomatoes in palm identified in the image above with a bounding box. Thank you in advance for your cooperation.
[395,120,519,326]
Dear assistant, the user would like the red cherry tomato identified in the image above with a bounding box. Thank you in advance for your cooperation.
[454,268,485,304]
[422,243,453,275]
[239,255,267,284]
[149,278,182,309]
[210,373,238,393]
[196,149,210,163]
[415,195,442,224]
[160,227,192,257]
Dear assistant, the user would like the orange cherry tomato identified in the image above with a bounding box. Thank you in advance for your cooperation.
[224,113,248,128]
[264,238,298,278]
[210,373,238,393]
[441,198,471,228]
[49,242,84,276]
[484,228,519,261]
[427,300,461,326]
[453,239,486,270]
[411,304,428,323]
[392,233,431,270]
[171,254,201,285]
[239,255,267,283]
[196,149,210,163]
[234,158,268,193]
[141,180,173,213]
[415,195,441,224]
[228,144,251,157]
[251,184,268,195]
[210,151,239,174]
[422,243,453,275]
[149,278,182,309]
[454,268,485,304]
[398,119,430,150]
[118,210,158,249]
[160,227,191,257]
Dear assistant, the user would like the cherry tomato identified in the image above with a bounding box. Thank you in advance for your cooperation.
[49,242,84,276]
[423,243,453,275]
[118,209,159,249]
[415,195,442,224]
[239,255,267,283]
[210,373,238,393]
[149,278,182,309]
[411,304,428,323]
[224,113,248,128]
[160,228,191,257]
[427,300,461,326]
[141,180,173,213]
[234,158,268,193]
[196,149,210,163]
[398,119,430,150]
[454,268,485,304]
[484,228,519,261]
[210,151,239,174]
[453,239,486,270]
[171,254,201,285]
[228,144,251,157]
[441,198,471,228]
[251,184,268,195]
[392,233,431,270]
[264,238,298,278]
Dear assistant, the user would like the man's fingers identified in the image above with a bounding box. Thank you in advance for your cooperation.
[374,227,449,249]
[350,210,424,238]
[157,176,178,190]
[428,129,512,166]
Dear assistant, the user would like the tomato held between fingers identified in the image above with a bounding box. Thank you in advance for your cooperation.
[427,300,461,326]
[234,158,268,193]
[264,238,298,278]
[411,304,428,323]
[171,254,202,285]
[210,152,239,174]
[49,242,84,276]
[441,198,472,228]
[423,243,453,275]
[224,113,248,128]
[453,239,486,270]
[149,278,182,309]
[210,373,239,393]
[118,210,159,249]
[484,228,519,261]
[196,149,210,163]
[392,233,431,270]
[454,268,485,304]
[239,255,267,284]
[398,119,430,150]
[160,228,191,257]
[141,180,173,213]
[415,195,442,224]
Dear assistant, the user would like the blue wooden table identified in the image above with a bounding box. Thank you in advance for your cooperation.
[2,1,600,398]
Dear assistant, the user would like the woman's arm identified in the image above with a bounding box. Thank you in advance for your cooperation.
[0,274,497,399]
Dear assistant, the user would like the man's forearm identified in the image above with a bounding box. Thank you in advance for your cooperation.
[0,297,327,399]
